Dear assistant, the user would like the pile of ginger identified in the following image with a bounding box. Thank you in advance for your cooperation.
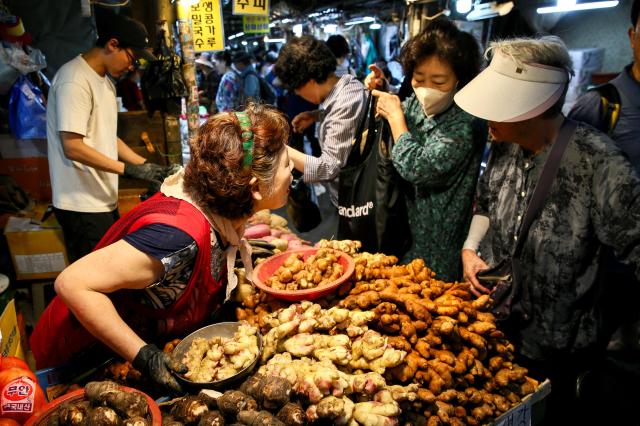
[238,249,540,426]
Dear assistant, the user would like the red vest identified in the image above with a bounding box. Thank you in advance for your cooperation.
[29,193,224,369]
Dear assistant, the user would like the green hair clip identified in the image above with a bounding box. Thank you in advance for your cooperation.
[234,111,254,167]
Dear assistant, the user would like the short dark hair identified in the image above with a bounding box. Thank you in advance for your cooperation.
[214,50,232,67]
[232,51,251,66]
[274,36,336,90]
[326,35,350,59]
[632,0,639,26]
[399,18,480,89]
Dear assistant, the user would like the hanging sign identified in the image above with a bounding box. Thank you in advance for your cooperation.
[188,0,225,52]
[242,15,270,34]
[232,0,270,16]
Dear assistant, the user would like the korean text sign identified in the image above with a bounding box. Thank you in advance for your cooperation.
[189,0,225,52]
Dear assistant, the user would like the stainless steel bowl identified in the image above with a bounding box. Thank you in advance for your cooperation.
[172,322,262,390]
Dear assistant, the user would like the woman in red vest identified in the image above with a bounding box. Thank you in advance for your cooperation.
[30,103,293,393]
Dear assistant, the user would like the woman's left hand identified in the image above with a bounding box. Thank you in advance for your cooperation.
[371,89,403,122]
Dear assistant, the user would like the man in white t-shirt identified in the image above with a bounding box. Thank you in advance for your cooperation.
[48,14,169,262]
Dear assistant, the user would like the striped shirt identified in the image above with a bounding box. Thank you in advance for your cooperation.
[303,74,366,206]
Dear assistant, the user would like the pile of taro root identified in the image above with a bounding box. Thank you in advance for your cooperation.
[236,251,539,426]
[46,381,152,426]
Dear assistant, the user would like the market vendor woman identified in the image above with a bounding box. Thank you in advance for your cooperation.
[30,103,294,393]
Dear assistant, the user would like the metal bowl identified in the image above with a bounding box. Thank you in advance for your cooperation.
[171,322,262,390]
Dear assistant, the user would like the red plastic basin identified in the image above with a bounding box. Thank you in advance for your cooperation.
[252,248,355,301]
[24,386,161,426]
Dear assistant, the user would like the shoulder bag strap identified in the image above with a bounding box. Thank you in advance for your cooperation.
[513,118,578,258]
[345,92,376,166]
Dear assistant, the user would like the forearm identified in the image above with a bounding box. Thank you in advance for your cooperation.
[62,135,125,175]
[287,145,307,173]
[61,288,146,361]
[118,138,146,165]
[387,112,409,142]
[462,215,490,252]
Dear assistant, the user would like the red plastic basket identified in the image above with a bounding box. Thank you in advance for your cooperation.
[252,248,355,301]
[24,386,162,426]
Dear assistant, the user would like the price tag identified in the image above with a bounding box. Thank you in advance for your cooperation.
[494,397,531,426]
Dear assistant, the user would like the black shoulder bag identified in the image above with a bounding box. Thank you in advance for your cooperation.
[337,93,412,258]
[478,119,578,322]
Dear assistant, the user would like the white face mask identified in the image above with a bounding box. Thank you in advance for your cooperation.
[413,85,457,118]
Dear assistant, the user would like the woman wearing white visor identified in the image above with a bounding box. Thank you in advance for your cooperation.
[456,36,640,423]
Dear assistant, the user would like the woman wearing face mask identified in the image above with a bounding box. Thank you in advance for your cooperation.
[365,18,483,281]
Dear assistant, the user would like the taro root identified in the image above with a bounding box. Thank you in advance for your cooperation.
[217,390,258,418]
[171,396,210,425]
[123,416,151,426]
[87,406,121,426]
[58,401,90,425]
[84,380,149,418]
[260,376,292,411]
[276,403,307,426]
[237,410,285,426]
[198,410,225,426]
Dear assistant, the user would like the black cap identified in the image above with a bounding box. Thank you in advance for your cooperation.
[99,14,156,61]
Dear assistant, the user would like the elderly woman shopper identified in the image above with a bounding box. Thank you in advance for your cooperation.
[457,36,640,423]
[30,103,294,393]
[365,18,483,281]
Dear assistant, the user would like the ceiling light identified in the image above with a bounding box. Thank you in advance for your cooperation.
[537,0,618,14]
[228,32,245,40]
[466,1,514,21]
[264,37,286,43]
[345,16,375,25]
[369,22,382,29]
[456,0,473,14]
[241,40,248,46]
[293,23,303,37]
[253,41,258,46]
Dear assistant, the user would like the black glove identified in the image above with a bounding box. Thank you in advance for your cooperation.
[132,343,187,394]
[123,162,168,182]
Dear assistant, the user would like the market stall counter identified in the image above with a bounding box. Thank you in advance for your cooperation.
[27,210,548,426]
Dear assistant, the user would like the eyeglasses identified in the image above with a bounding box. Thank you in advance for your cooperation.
[122,48,140,69]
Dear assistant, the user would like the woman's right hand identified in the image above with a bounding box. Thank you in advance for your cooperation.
[364,64,385,91]
[292,111,316,133]
[461,249,492,297]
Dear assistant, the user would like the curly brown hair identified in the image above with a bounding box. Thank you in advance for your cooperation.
[184,103,290,219]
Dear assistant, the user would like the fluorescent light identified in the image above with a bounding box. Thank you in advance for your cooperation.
[269,23,276,28]
[228,31,245,40]
[456,0,473,14]
[537,0,618,14]
[466,1,513,20]
[253,41,258,46]
[264,37,286,43]
[281,18,294,24]
[293,23,303,36]
[369,22,382,30]
[345,16,375,25]
[241,40,248,46]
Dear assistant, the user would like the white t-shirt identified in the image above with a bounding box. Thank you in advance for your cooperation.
[47,55,118,212]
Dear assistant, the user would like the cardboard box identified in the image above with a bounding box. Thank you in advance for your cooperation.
[0,157,51,202]
[4,216,68,280]
[0,299,26,361]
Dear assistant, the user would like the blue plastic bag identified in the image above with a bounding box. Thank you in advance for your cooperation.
[9,75,47,139]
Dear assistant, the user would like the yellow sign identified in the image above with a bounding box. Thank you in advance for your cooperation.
[189,0,225,52]
[232,0,269,16]
[242,15,270,34]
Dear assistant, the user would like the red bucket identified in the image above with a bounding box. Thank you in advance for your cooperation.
[24,386,162,426]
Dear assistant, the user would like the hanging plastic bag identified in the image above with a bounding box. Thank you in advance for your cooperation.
[0,44,46,75]
[8,75,47,139]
